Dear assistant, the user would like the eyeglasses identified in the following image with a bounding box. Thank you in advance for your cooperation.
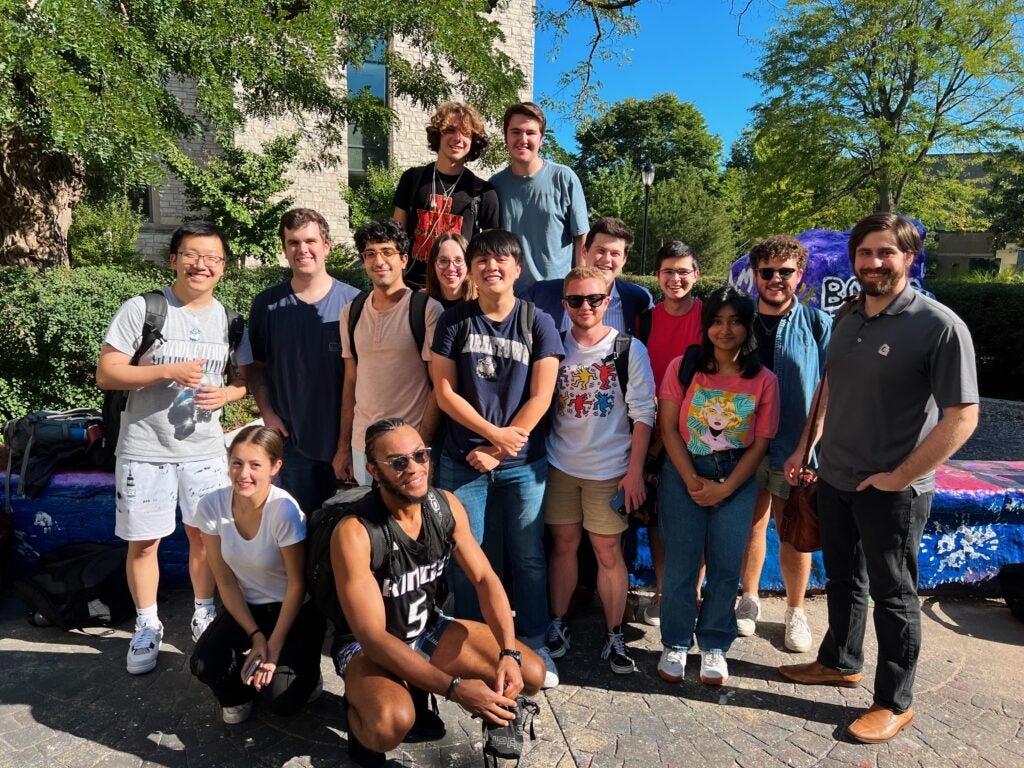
[361,248,401,261]
[564,294,607,309]
[376,447,431,473]
[437,258,466,270]
[657,268,695,278]
[756,267,798,280]
[177,252,225,266]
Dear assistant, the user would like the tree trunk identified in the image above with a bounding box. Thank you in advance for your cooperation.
[0,129,85,267]
[874,180,896,213]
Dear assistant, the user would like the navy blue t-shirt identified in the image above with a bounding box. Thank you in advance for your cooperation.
[248,278,362,463]
[431,299,563,468]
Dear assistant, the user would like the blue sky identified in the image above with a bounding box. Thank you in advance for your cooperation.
[533,2,780,158]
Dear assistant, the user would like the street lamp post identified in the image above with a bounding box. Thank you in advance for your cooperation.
[640,160,655,275]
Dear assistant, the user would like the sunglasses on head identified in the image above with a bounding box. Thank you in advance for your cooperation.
[376,447,431,473]
[756,267,798,280]
[564,293,606,309]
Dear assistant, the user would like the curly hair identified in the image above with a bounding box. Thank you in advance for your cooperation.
[426,102,489,163]
[747,235,808,271]
[354,219,410,256]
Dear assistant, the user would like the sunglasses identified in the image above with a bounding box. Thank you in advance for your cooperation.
[756,267,798,280]
[564,294,606,309]
[376,447,431,473]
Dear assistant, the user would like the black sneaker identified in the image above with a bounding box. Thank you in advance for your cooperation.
[601,625,636,675]
[545,617,571,659]
[405,685,445,742]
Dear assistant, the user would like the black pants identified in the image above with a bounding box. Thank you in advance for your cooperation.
[190,600,326,714]
[816,481,931,713]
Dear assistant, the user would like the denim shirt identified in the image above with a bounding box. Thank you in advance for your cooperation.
[767,301,831,470]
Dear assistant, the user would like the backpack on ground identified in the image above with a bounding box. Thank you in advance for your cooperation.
[482,695,541,768]
[96,291,244,470]
[346,290,430,365]
[3,408,105,506]
[13,542,134,630]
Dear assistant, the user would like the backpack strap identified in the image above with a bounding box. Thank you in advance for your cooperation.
[636,307,653,345]
[518,299,535,359]
[677,344,701,392]
[346,292,370,364]
[612,333,632,397]
[453,300,476,356]
[408,290,429,356]
[134,291,167,365]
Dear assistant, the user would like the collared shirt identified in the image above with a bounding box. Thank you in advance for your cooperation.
[818,283,979,494]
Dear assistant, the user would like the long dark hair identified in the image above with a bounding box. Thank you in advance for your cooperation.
[698,286,761,379]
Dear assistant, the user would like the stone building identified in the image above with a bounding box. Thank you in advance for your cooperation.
[136,1,535,259]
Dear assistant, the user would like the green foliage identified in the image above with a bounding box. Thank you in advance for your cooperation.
[982,147,1024,248]
[344,162,402,230]
[0,263,369,423]
[68,196,148,268]
[930,278,1024,399]
[749,0,1024,221]
[575,94,722,185]
[167,134,299,265]
[584,163,643,237]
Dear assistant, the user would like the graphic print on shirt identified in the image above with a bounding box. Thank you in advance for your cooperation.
[556,357,619,420]
[465,332,530,382]
[685,385,756,455]
[413,193,464,262]
[152,336,230,441]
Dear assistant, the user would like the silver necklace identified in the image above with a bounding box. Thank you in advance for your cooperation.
[430,166,465,210]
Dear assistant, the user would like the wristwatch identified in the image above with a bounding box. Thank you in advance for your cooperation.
[499,648,522,667]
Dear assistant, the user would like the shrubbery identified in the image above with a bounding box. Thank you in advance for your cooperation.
[0,264,369,424]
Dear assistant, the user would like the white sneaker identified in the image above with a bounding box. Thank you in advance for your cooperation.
[126,621,163,675]
[700,649,729,685]
[191,606,217,642]
[784,607,813,653]
[657,647,686,683]
[222,700,254,724]
[735,594,760,637]
[537,646,560,689]
[641,596,661,627]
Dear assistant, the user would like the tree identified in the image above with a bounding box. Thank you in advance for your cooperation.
[751,0,1024,217]
[0,0,525,266]
[575,94,723,185]
[168,134,301,266]
[343,162,402,230]
[983,148,1024,248]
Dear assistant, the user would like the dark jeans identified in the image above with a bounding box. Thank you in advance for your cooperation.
[278,440,338,515]
[190,600,326,714]
[817,480,932,714]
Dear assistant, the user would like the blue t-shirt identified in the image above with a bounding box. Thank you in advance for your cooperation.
[248,278,362,463]
[490,161,589,291]
[431,299,563,468]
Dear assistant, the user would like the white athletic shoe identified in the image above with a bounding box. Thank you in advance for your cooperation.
[735,594,760,637]
[222,701,254,724]
[126,621,163,675]
[191,606,217,643]
[537,646,560,689]
[784,607,813,653]
[700,649,729,685]
[657,647,687,683]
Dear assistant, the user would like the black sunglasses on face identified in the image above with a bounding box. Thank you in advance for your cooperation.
[377,447,431,473]
[564,294,606,309]
[756,267,798,280]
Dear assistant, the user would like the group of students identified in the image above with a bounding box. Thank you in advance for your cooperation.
[96,96,979,759]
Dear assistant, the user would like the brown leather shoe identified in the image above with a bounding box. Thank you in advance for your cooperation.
[778,660,862,687]
[846,704,914,743]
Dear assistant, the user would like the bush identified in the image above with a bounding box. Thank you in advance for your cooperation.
[0,264,371,424]
[68,196,148,268]
[930,278,1024,400]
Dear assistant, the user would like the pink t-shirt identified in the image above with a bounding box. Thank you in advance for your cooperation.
[645,300,703,396]
[659,358,779,456]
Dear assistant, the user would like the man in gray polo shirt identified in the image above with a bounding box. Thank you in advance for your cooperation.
[778,213,978,744]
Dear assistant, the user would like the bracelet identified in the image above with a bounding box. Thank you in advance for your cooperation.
[445,676,461,701]
[248,627,263,640]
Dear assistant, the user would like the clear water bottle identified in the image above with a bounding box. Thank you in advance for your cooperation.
[196,369,214,423]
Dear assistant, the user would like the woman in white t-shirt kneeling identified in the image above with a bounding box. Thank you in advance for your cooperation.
[190,426,326,724]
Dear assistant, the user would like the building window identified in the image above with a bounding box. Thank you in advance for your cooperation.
[127,186,154,222]
[347,41,388,185]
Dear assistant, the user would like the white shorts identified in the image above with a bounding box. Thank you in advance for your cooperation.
[114,456,229,540]
[351,447,372,487]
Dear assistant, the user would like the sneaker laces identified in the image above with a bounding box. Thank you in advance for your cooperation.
[788,609,810,633]
[130,624,159,653]
[605,629,627,658]
[704,649,726,668]
[662,647,685,666]
[546,618,566,645]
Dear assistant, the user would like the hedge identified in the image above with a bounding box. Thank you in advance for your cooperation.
[1,268,1018,427]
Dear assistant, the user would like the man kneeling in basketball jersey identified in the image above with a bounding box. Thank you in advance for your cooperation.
[330,418,545,766]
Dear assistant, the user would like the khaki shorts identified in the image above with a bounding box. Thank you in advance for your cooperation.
[544,465,628,536]
[114,456,229,540]
[755,456,792,501]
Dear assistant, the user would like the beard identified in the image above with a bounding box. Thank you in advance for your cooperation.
[376,470,429,505]
[857,268,903,296]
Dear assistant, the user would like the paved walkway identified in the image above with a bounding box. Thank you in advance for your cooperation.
[1,590,1022,767]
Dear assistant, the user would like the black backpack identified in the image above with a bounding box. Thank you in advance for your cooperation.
[13,542,134,630]
[346,290,430,365]
[453,299,535,357]
[97,291,244,469]
[305,485,454,630]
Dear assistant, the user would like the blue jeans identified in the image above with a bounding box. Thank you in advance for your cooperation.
[277,441,338,516]
[439,455,548,647]
[659,449,757,653]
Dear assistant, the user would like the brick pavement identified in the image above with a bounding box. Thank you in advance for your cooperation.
[0,590,1022,767]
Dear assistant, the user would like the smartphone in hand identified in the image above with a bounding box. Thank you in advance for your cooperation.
[609,488,627,518]
[242,653,262,685]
